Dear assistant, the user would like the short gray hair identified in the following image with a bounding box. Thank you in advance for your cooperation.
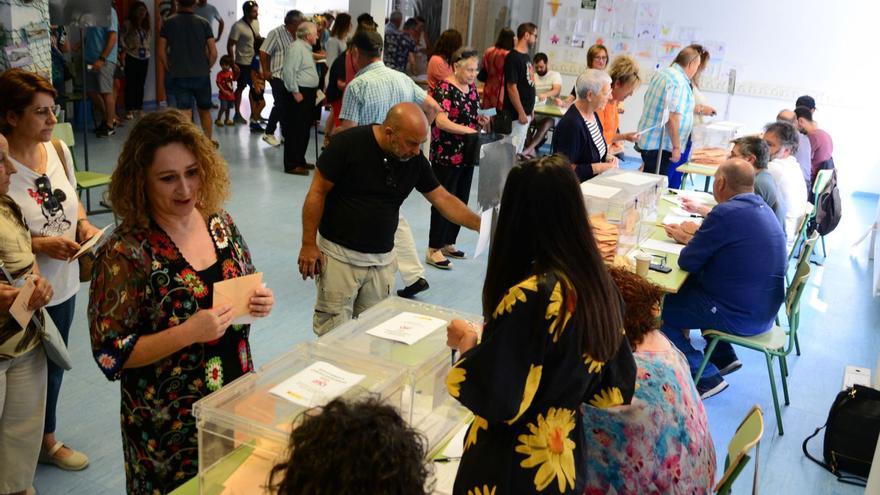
[297,21,316,40]
[763,121,800,154]
[575,69,612,100]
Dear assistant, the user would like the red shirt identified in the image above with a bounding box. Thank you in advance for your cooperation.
[216,69,235,101]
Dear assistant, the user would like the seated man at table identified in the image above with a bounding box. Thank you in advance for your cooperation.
[764,121,809,240]
[730,135,786,230]
[520,52,561,158]
[662,159,787,399]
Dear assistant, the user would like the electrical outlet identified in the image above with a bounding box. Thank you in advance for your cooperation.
[843,365,873,390]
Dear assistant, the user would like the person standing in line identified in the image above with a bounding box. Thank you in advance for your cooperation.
[426,29,463,92]
[157,0,218,144]
[85,1,119,137]
[120,1,151,120]
[281,22,320,176]
[383,15,418,73]
[259,10,302,147]
[322,13,351,142]
[227,1,261,125]
[503,22,538,154]
[479,28,514,111]
[193,0,225,39]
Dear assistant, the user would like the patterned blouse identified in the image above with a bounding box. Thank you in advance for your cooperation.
[582,340,716,494]
[447,273,636,494]
[480,46,509,111]
[430,79,480,168]
[88,211,256,494]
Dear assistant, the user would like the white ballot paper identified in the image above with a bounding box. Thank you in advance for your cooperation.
[641,238,685,255]
[580,182,621,199]
[605,172,658,186]
[474,208,493,259]
[10,277,36,329]
[270,361,365,408]
[365,312,447,346]
[662,214,703,226]
[68,225,110,262]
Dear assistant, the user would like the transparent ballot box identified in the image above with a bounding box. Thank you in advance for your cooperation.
[315,297,480,454]
[580,180,647,253]
[193,342,407,495]
[591,168,668,217]
[694,121,745,149]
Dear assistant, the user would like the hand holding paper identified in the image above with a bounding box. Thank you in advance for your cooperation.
[68,225,110,262]
[10,277,36,329]
[213,272,268,325]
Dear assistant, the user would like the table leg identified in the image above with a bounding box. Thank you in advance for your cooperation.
[704,176,710,192]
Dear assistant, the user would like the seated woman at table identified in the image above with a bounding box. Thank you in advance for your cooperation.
[88,110,275,494]
[582,267,716,494]
[445,154,636,494]
[555,44,609,107]
[552,70,619,182]
[269,397,430,494]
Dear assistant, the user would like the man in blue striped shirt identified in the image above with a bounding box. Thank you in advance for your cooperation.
[259,10,302,146]
[637,46,702,177]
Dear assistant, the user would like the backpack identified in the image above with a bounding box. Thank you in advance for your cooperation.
[812,166,842,236]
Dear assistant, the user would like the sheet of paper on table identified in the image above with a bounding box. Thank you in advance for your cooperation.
[606,172,660,186]
[674,189,716,203]
[474,208,493,259]
[640,238,685,255]
[213,273,264,325]
[365,312,447,346]
[10,277,35,329]
[580,182,621,199]
[662,214,704,226]
[68,225,110,262]
[269,361,365,408]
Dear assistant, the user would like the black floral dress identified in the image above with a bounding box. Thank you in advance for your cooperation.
[447,273,637,494]
[88,211,256,494]
[430,79,480,167]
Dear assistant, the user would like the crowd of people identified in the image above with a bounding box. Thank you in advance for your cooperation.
[0,3,839,495]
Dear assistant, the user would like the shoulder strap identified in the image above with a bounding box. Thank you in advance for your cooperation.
[802,417,870,487]
[50,138,72,179]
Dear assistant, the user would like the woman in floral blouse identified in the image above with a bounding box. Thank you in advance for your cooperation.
[88,110,275,494]
[446,155,636,494]
[582,267,716,494]
[426,48,488,270]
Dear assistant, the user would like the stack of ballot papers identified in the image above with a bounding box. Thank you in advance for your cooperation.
[690,147,729,165]
[590,214,619,262]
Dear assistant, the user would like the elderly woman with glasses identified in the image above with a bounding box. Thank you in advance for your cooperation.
[0,68,99,472]
[425,47,488,270]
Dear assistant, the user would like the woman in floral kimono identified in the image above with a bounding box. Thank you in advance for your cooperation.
[446,154,637,494]
[88,110,275,494]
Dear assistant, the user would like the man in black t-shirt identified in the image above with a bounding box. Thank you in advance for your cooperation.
[503,22,538,154]
[298,103,480,336]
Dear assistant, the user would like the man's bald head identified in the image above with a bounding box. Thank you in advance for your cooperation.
[777,109,796,124]
[716,158,755,197]
[384,102,429,133]
[378,103,429,161]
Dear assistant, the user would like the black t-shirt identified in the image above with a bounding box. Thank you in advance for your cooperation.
[502,50,536,116]
[318,126,440,253]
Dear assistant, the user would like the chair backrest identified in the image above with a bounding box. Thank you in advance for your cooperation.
[795,232,819,275]
[787,213,809,261]
[715,405,765,494]
[51,122,76,149]
[811,169,834,217]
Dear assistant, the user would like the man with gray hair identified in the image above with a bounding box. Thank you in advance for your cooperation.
[281,21,319,175]
[662,158,787,399]
[777,109,813,193]
[764,121,809,239]
[260,9,303,147]
[552,69,619,181]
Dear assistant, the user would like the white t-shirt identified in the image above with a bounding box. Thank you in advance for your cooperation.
[767,155,809,239]
[229,19,261,65]
[7,141,80,306]
[534,70,562,102]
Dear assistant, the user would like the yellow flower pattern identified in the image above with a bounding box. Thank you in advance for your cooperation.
[589,387,625,409]
[464,415,488,451]
[467,485,497,495]
[545,281,573,342]
[583,354,605,374]
[493,275,539,319]
[515,407,578,493]
[507,364,543,425]
[446,365,467,398]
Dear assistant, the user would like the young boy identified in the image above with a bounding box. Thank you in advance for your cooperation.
[216,55,235,126]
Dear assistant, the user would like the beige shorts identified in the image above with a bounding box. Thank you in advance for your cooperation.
[312,255,396,336]
[0,345,47,493]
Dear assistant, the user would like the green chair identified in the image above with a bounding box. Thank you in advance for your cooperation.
[784,212,810,285]
[695,262,813,436]
[715,405,764,495]
[784,232,819,357]
[810,169,835,259]
[51,122,113,215]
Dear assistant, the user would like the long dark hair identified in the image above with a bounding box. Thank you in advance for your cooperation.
[127,1,150,32]
[330,13,351,38]
[431,29,463,64]
[494,27,515,51]
[483,154,625,361]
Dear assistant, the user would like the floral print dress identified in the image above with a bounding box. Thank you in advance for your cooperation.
[447,273,636,494]
[430,80,480,168]
[88,211,256,494]
[582,340,716,494]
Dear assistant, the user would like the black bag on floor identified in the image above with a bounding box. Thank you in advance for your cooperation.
[803,384,880,487]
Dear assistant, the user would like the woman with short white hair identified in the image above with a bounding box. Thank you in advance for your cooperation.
[551,69,619,181]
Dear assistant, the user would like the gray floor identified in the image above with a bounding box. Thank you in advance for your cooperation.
[32,116,879,494]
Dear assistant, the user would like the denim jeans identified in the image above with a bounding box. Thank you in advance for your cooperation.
[44,294,75,434]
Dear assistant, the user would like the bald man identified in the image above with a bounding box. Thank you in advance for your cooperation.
[298,103,481,335]
[777,109,813,193]
[661,158,787,399]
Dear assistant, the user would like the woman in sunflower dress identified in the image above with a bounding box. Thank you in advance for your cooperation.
[88,111,275,494]
[446,155,637,495]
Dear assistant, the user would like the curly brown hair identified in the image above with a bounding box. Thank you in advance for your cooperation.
[109,110,230,229]
[607,266,665,348]
[268,397,431,495]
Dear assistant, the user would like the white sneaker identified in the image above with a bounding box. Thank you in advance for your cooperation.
[262,134,281,147]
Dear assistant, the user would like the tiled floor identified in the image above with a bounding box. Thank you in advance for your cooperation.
[32,116,878,494]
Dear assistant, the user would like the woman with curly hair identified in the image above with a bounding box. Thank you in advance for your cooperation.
[88,110,275,493]
[427,29,463,91]
[270,397,430,494]
[582,267,716,494]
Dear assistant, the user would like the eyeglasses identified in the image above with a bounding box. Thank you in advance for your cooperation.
[452,49,479,64]
[382,158,397,189]
[32,104,62,118]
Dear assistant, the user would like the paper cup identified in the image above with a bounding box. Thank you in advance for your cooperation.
[635,252,652,278]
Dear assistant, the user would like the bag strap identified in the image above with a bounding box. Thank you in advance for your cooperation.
[802,412,869,487]
[50,138,75,188]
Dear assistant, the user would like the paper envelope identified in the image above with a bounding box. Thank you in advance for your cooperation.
[213,272,263,325]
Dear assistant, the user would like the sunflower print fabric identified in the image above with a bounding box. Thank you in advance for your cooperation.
[448,273,636,494]
[88,211,256,494]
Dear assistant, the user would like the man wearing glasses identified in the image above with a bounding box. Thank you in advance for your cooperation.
[297,103,480,336]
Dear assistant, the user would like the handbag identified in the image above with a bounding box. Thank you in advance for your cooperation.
[493,110,513,135]
[462,132,480,166]
[802,384,880,487]
[0,261,73,370]
[477,65,487,83]
[51,139,94,283]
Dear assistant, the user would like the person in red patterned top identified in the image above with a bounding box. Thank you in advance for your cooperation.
[215,55,235,126]
[479,28,514,111]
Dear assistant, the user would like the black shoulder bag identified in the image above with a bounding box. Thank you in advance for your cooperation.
[803,384,880,487]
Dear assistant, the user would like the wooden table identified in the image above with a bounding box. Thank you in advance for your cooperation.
[533,103,565,118]
[676,161,718,192]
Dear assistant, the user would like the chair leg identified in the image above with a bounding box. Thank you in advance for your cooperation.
[820,235,827,258]
[778,355,790,404]
[694,337,720,384]
[764,353,784,435]
[794,333,801,356]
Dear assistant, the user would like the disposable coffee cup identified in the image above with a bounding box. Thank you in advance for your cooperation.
[635,252,652,277]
